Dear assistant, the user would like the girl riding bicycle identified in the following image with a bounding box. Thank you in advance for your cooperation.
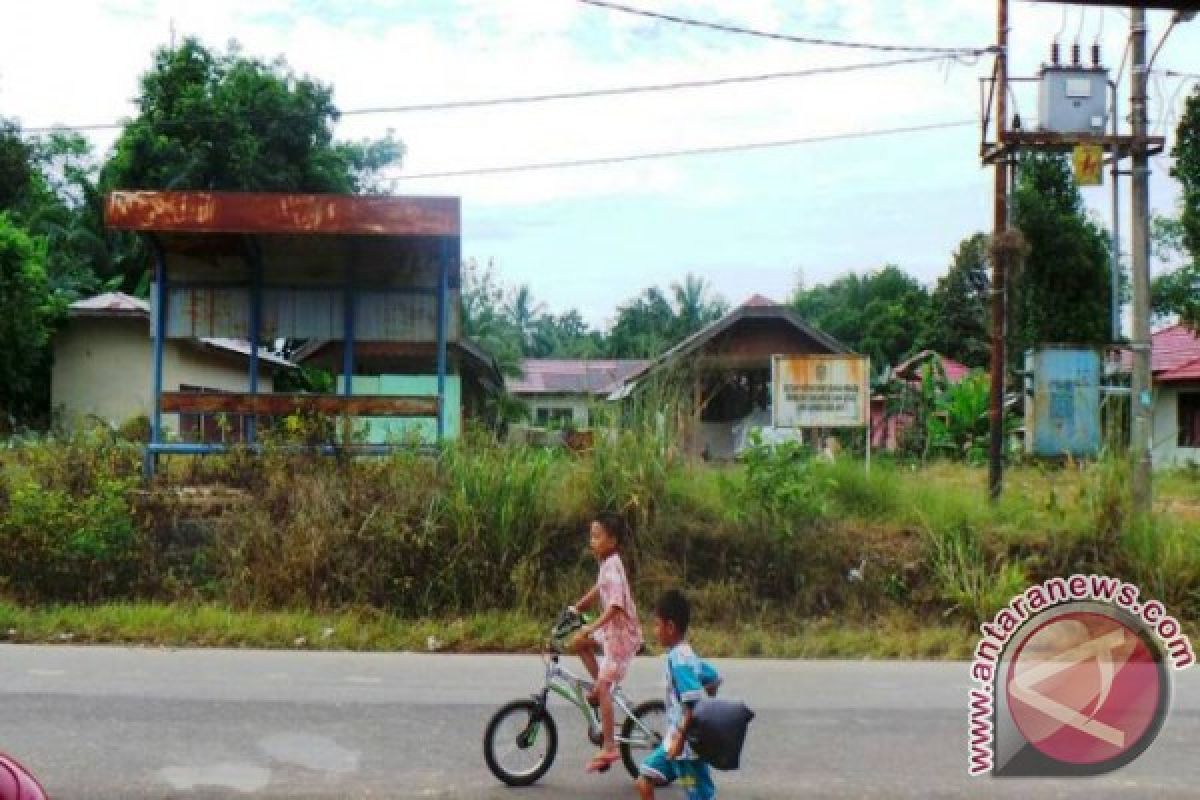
[570,511,643,773]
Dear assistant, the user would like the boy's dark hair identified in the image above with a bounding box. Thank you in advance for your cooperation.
[593,511,631,548]
[655,589,691,635]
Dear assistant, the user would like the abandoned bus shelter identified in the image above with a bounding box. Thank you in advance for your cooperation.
[104,190,466,474]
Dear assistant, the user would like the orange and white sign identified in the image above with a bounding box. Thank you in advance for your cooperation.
[771,355,869,428]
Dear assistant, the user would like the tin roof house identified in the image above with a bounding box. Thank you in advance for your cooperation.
[52,292,291,441]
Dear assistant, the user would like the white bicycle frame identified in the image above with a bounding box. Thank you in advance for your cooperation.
[539,651,661,747]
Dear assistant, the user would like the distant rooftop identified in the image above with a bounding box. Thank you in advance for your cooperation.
[508,359,651,396]
[1116,324,1200,383]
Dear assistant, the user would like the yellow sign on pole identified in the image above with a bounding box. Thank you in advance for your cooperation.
[1072,144,1104,186]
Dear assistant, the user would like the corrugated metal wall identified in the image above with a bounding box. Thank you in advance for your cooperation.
[1025,347,1102,457]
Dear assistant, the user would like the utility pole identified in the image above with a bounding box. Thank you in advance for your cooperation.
[988,0,1009,502]
[1130,6,1152,513]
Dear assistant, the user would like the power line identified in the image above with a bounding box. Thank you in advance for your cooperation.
[340,54,954,115]
[575,0,994,57]
[19,54,961,135]
[392,119,976,180]
[1156,68,1200,81]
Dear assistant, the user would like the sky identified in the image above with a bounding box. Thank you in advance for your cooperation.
[1,0,1197,330]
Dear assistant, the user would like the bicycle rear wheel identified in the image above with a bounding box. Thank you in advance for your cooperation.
[620,699,666,779]
[483,698,558,786]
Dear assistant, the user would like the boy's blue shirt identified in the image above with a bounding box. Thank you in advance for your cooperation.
[665,641,706,760]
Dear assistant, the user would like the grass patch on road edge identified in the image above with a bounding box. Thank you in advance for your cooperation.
[0,602,980,659]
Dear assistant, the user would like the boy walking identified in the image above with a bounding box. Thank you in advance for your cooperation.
[636,590,716,800]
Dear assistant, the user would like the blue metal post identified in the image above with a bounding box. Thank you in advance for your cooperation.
[436,237,450,442]
[247,241,262,444]
[146,240,167,479]
[343,278,355,446]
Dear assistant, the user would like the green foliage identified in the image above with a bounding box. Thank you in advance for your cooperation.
[920,233,991,368]
[1150,216,1200,328]
[726,434,827,536]
[1011,153,1113,355]
[101,37,402,193]
[791,265,931,368]
[607,275,727,358]
[926,372,993,464]
[0,215,63,425]
[0,431,142,602]
[1172,86,1200,261]
[0,118,36,213]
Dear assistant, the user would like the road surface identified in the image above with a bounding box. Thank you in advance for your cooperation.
[2,645,1197,798]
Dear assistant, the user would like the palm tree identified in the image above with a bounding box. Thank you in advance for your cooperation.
[506,285,545,355]
[671,274,726,339]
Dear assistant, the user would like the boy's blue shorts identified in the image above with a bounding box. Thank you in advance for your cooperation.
[639,746,716,800]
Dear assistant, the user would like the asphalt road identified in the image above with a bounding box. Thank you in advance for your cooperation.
[2,645,1198,798]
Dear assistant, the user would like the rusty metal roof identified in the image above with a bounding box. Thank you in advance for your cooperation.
[105,191,458,236]
[507,360,651,396]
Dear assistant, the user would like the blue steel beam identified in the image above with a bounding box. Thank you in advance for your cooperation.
[245,239,263,443]
[436,237,450,441]
[146,238,168,479]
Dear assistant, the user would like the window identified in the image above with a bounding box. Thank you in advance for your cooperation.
[535,407,574,428]
[1180,393,1200,449]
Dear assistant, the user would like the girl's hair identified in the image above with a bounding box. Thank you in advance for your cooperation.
[593,511,631,549]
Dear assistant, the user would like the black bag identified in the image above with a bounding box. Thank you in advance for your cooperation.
[684,698,755,771]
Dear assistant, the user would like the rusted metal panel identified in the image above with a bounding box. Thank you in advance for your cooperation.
[771,355,870,429]
[106,191,459,236]
[165,286,458,341]
[167,287,250,339]
[356,291,460,341]
[161,391,440,417]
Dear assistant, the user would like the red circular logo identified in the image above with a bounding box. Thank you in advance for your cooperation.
[1006,611,1163,767]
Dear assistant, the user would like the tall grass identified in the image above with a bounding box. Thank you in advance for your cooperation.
[1,426,1197,633]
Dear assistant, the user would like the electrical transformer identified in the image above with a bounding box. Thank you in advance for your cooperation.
[1037,65,1109,135]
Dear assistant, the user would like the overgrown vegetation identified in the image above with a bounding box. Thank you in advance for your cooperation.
[1,425,1197,656]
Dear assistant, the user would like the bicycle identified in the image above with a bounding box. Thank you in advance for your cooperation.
[482,608,666,786]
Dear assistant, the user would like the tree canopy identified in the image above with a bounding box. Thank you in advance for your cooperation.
[1010,153,1112,355]
[919,233,991,368]
[101,38,403,194]
[791,265,931,369]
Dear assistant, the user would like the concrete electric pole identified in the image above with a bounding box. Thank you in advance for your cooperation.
[1129,6,1153,513]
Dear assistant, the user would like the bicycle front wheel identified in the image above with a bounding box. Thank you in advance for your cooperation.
[483,698,558,786]
[620,699,666,779]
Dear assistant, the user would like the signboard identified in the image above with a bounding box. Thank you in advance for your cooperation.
[1072,144,1104,186]
[771,355,870,429]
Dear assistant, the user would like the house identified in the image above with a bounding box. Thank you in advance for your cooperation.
[1137,325,1200,468]
[507,359,650,428]
[294,339,504,443]
[52,293,292,440]
[609,294,852,459]
[870,350,972,451]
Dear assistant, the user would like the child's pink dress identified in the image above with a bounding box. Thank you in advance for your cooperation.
[594,553,643,684]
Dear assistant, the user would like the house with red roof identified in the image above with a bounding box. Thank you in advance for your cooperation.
[1132,325,1200,468]
[869,350,974,451]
